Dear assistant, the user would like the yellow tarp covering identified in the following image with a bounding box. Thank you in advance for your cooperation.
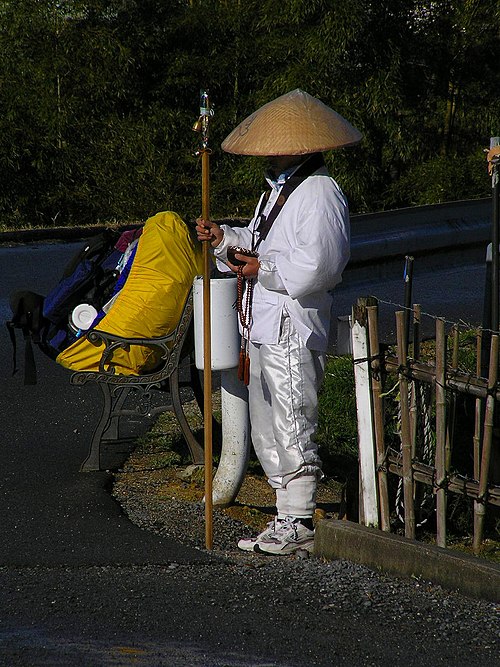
[57,211,203,375]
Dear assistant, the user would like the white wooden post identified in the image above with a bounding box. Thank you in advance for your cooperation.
[351,298,379,528]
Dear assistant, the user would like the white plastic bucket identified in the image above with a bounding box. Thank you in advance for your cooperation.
[193,275,240,370]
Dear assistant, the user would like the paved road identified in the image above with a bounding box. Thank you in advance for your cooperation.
[333,248,487,345]
[0,240,498,666]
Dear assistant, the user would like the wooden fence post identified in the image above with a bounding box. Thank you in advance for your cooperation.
[367,304,391,531]
[352,297,379,528]
[435,318,447,548]
[396,310,415,539]
[473,331,483,482]
[474,334,499,554]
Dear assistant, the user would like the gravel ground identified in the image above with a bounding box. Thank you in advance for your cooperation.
[108,391,500,666]
[113,467,340,554]
[111,471,500,666]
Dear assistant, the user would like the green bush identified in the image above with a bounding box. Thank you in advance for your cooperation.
[317,355,358,477]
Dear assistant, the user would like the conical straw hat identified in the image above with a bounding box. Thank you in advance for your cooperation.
[221,89,362,156]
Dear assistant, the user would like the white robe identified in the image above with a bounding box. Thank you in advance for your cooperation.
[214,165,350,351]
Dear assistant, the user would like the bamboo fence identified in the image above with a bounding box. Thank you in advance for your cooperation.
[354,297,500,554]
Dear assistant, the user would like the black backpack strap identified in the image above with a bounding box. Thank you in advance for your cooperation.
[6,320,19,377]
[22,328,37,386]
[253,153,325,249]
[7,291,46,385]
[61,228,117,279]
[5,316,38,386]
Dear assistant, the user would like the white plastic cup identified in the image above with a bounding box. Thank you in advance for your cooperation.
[70,303,98,331]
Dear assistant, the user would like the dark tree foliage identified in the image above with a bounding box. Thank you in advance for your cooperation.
[0,0,498,228]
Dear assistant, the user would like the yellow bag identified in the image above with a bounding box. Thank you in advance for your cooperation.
[57,211,203,375]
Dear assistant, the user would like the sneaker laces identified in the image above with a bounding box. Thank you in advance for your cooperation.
[269,516,298,539]
[258,517,281,538]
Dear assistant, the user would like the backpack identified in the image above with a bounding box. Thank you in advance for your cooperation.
[7,227,141,384]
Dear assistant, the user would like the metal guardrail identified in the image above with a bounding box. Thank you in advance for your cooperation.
[0,198,492,270]
[349,197,491,267]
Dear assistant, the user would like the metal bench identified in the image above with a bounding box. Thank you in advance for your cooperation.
[70,290,205,471]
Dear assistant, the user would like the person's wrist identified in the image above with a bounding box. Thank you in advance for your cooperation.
[212,230,224,248]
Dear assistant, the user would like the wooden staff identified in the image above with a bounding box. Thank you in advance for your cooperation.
[409,305,420,457]
[194,90,214,549]
[403,255,414,351]
[410,304,424,526]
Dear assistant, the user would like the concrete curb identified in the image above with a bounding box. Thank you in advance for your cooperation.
[315,519,500,603]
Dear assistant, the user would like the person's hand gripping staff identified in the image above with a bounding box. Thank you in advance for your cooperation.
[195,218,260,278]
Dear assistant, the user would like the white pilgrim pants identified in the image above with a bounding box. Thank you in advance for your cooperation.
[248,312,325,519]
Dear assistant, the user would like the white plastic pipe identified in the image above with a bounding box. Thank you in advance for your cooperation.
[212,367,250,507]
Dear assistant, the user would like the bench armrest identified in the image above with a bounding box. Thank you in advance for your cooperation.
[71,292,194,385]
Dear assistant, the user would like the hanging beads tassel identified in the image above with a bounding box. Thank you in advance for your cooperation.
[238,342,246,382]
[243,347,251,385]
[236,266,253,385]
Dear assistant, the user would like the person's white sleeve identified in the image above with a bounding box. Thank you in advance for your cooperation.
[213,225,252,262]
[258,208,350,299]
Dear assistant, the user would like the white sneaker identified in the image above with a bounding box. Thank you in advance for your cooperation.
[254,516,315,555]
[237,518,282,552]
